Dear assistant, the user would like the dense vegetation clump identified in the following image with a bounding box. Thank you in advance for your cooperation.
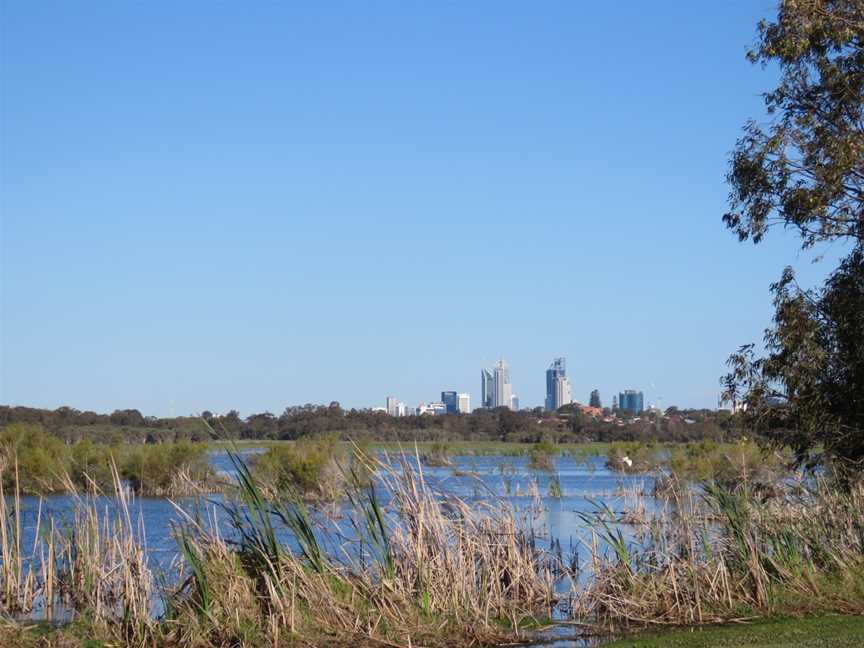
[0,423,214,495]
[250,435,345,499]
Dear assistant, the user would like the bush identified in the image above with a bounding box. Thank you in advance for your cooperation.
[0,423,69,494]
[121,441,211,495]
[528,440,557,471]
[252,436,344,499]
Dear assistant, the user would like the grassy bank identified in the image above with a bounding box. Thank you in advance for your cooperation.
[604,615,864,647]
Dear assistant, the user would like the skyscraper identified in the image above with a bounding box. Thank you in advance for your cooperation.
[510,394,519,410]
[386,396,397,417]
[492,359,512,409]
[481,368,494,408]
[457,393,470,413]
[618,390,644,414]
[589,389,601,408]
[545,357,571,411]
[441,391,458,414]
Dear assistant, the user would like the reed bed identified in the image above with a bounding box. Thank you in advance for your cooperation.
[4,445,864,646]
[573,473,864,633]
[0,460,155,643]
[2,446,561,646]
[0,461,37,615]
[164,448,560,646]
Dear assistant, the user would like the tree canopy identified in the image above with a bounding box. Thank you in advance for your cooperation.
[723,0,864,477]
[724,0,863,248]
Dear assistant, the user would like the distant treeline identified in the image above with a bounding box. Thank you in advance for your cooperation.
[0,403,743,445]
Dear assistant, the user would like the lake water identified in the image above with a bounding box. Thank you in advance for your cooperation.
[11,448,656,646]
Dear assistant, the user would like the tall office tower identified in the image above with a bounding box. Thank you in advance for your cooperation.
[510,394,519,410]
[545,357,571,411]
[385,396,397,417]
[441,391,458,414]
[481,368,494,408]
[396,402,408,417]
[618,390,645,414]
[612,394,619,411]
[589,389,601,408]
[545,357,567,411]
[457,393,471,413]
[554,377,572,410]
[492,359,512,409]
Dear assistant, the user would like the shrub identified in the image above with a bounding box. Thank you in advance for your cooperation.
[252,436,344,499]
[0,423,69,494]
[121,441,211,495]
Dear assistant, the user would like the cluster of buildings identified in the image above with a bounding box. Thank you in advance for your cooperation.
[378,356,646,416]
[381,392,470,417]
[613,389,645,414]
[480,360,519,410]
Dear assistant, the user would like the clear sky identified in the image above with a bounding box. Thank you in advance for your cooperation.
[0,1,849,416]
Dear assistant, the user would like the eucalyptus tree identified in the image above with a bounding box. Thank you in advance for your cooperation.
[722,1,864,477]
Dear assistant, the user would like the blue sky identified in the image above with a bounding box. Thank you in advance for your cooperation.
[0,1,848,415]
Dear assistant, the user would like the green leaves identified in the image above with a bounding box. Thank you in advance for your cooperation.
[723,2,864,481]
[724,1,863,249]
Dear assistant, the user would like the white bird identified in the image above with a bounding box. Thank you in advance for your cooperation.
[622,456,633,467]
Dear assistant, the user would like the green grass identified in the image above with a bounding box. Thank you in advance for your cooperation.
[603,615,864,647]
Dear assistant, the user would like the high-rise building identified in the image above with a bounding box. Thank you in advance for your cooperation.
[441,391,458,414]
[545,357,571,411]
[492,359,512,409]
[481,369,494,408]
[618,390,644,414]
[589,389,601,408]
[396,402,408,417]
[612,394,619,411]
[386,396,397,417]
[510,394,519,410]
[457,393,470,413]
[555,378,571,410]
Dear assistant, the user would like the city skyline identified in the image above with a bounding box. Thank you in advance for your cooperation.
[3,2,844,417]
[380,356,660,415]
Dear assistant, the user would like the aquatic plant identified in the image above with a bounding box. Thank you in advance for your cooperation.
[528,440,558,471]
[421,441,454,467]
[250,435,345,500]
[574,476,864,632]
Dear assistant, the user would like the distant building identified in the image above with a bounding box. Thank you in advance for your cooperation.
[576,403,603,418]
[481,369,494,408]
[386,396,397,417]
[589,389,601,408]
[396,402,409,417]
[418,401,447,416]
[618,390,644,414]
[457,393,471,413]
[545,357,571,411]
[492,360,512,409]
[441,391,458,414]
[612,394,619,411]
[510,394,519,410]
